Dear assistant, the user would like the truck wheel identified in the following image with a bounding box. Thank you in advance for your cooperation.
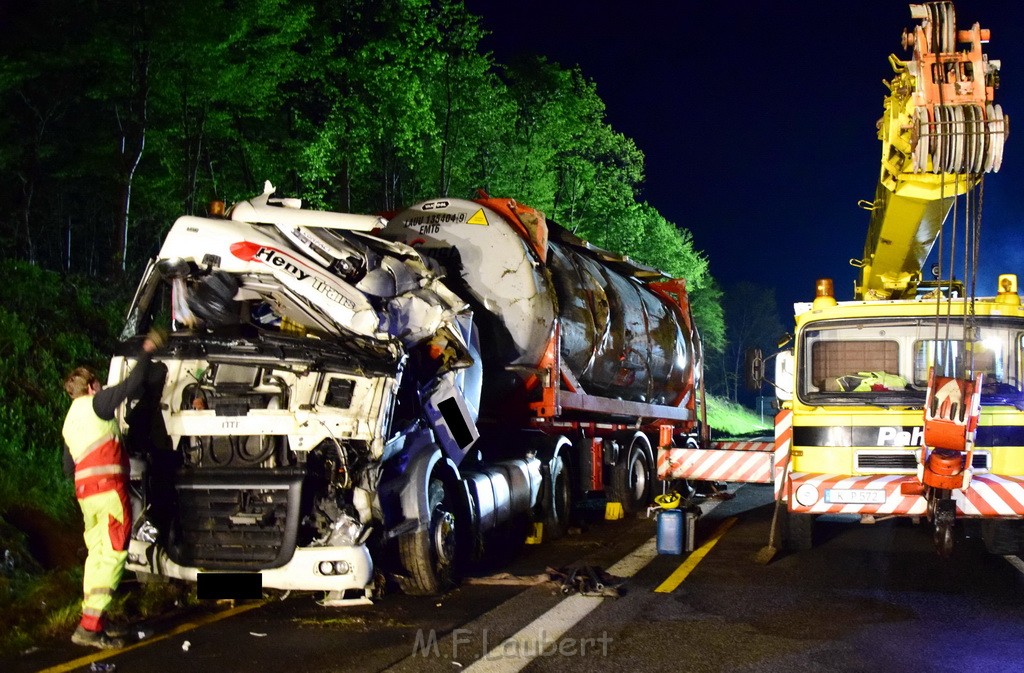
[399,478,458,596]
[608,433,654,514]
[542,452,574,540]
[981,519,1024,555]
[780,509,814,551]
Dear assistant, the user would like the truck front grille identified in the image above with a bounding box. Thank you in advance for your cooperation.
[854,450,990,473]
[167,467,304,570]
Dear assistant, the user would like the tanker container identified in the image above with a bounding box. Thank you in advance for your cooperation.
[382,197,699,417]
[382,197,705,519]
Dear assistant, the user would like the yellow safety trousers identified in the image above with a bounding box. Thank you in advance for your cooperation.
[79,486,130,632]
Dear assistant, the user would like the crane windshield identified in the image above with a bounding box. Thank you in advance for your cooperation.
[798,317,1024,407]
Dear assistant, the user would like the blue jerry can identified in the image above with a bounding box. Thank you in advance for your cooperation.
[657,508,684,555]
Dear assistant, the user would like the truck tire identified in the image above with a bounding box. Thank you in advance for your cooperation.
[542,451,574,540]
[398,477,458,596]
[780,509,814,551]
[608,433,654,514]
[981,519,1024,555]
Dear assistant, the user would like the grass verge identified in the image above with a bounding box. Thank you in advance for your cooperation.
[704,394,773,436]
[0,508,196,657]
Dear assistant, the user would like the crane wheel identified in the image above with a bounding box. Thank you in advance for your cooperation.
[934,523,954,558]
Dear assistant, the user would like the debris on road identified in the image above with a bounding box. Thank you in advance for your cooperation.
[547,564,624,597]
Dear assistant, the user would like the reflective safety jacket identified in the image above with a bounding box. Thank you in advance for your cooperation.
[61,351,155,497]
[62,396,128,499]
[833,371,909,393]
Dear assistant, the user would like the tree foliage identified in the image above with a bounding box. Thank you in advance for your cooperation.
[0,263,126,516]
[2,1,718,289]
[0,1,733,507]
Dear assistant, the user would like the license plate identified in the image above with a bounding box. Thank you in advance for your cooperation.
[197,572,263,600]
[825,489,886,504]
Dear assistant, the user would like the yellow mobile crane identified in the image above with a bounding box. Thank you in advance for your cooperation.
[659,1,1021,556]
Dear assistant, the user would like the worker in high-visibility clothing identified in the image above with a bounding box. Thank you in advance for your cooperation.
[62,330,164,649]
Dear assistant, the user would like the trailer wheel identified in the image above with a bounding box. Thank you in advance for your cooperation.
[542,451,574,540]
[608,433,654,514]
[398,478,458,596]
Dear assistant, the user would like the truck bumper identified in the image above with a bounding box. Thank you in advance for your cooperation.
[787,472,1024,518]
[126,539,374,594]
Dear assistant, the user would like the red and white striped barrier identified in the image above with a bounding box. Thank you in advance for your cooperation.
[955,474,1024,516]
[656,443,774,483]
[786,473,928,515]
[656,410,790,487]
[785,472,1024,517]
[773,410,792,498]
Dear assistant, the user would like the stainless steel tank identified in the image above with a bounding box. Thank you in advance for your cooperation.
[382,198,695,407]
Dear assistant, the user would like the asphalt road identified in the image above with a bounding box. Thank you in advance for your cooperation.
[12,485,1024,673]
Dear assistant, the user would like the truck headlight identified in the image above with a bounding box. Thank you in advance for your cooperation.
[317,560,352,576]
[795,484,820,507]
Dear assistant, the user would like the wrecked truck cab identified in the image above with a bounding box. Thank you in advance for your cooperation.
[118,265,404,602]
[115,186,486,602]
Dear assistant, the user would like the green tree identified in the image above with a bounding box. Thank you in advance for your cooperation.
[138,0,310,215]
[423,0,511,199]
[295,0,444,211]
[0,0,99,270]
[0,263,125,515]
[482,57,645,229]
[82,0,152,274]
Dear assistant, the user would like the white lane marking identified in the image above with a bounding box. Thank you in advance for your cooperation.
[462,536,659,673]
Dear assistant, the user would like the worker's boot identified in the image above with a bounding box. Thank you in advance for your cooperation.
[71,625,125,650]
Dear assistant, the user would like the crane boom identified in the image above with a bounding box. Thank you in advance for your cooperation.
[855,1,1007,300]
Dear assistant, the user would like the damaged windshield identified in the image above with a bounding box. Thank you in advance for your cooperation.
[120,261,399,364]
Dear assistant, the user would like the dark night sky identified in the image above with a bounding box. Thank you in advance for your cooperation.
[464,1,1024,319]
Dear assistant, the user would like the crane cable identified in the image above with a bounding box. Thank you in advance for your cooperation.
[930,1,948,374]
[927,1,985,379]
[966,177,984,377]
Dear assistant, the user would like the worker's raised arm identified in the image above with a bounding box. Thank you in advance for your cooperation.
[92,330,165,420]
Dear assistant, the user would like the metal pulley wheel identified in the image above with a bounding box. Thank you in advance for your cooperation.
[951,105,964,173]
[931,105,945,172]
[984,103,996,173]
[990,103,1006,173]
[963,104,979,174]
[913,107,930,172]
